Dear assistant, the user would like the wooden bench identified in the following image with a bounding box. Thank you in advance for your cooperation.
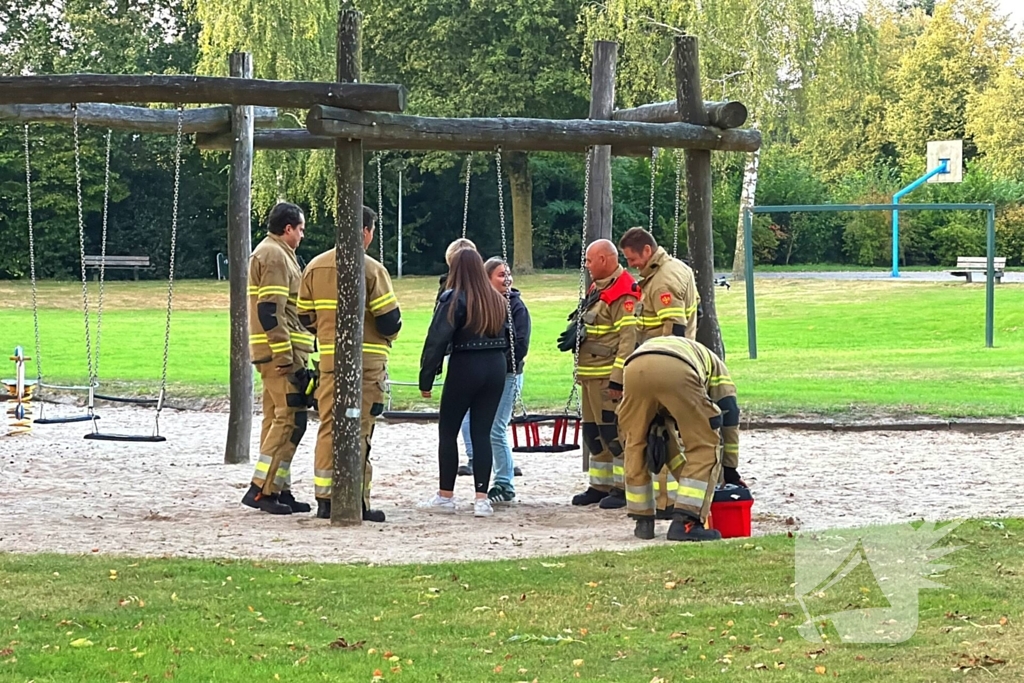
[83,255,152,281]
[950,256,1006,284]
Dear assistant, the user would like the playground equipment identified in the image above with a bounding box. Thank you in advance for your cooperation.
[3,347,36,436]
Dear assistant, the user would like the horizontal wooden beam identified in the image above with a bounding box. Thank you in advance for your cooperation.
[613,100,748,128]
[0,103,277,134]
[0,74,407,111]
[306,107,761,153]
[195,128,673,157]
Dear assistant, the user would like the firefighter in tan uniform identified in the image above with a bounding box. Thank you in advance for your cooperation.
[558,239,639,507]
[298,206,401,522]
[620,227,701,517]
[618,336,744,541]
[241,202,316,516]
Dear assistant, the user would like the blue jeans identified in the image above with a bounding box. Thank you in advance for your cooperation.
[461,373,522,490]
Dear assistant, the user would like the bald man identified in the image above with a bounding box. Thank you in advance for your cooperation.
[558,239,639,507]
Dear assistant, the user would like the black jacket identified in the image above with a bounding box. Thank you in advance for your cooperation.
[419,289,509,391]
[508,289,531,374]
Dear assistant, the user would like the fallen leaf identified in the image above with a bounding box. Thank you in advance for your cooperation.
[669,632,686,639]
[411,614,423,620]
[70,638,94,648]
[753,663,766,670]
[493,666,503,673]
[0,649,12,657]
[573,659,584,667]
[390,666,401,673]
[999,616,1009,626]
[664,582,677,590]
[586,582,599,588]
[328,637,365,650]
[815,665,827,675]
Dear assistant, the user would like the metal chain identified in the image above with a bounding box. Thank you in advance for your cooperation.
[73,105,96,385]
[461,154,472,239]
[24,125,43,384]
[648,147,659,233]
[95,129,112,380]
[376,152,384,265]
[673,149,682,258]
[495,149,526,417]
[564,148,593,417]
[157,106,184,421]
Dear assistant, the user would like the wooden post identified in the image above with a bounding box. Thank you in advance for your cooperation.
[224,52,254,465]
[331,9,365,526]
[675,36,724,358]
[582,40,617,474]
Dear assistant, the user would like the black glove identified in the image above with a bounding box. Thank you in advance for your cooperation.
[723,466,747,488]
[645,415,669,474]
[557,321,585,352]
[288,367,317,409]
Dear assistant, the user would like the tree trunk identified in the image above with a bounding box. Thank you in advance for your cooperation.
[504,150,534,273]
[731,146,760,280]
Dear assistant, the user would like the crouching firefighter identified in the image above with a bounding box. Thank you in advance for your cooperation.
[242,202,316,515]
[617,336,745,541]
[298,206,401,522]
[558,239,638,507]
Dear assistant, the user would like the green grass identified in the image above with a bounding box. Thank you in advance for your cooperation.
[2,519,1022,682]
[1,275,1022,416]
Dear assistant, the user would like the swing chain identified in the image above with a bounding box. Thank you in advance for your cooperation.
[565,148,593,417]
[24,125,43,384]
[96,129,112,380]
[461,154,472,239]
[158,106,184,420]
[495,149,526,417]
[73,104,96,386]
[376,152,384,266]
[648,147,659,233]
[673,149,682,258]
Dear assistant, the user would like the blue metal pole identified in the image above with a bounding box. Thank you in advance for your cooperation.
[891,160,948,278]
[743,208,757,360]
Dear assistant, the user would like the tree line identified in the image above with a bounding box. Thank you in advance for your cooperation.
[1,0,1022,282]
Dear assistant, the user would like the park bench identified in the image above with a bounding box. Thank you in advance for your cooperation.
[83,254,152,281]
[950,256,1006,284]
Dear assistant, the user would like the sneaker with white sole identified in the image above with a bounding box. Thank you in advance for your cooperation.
[420,493,458,514]
[487,485,516,504]
[473,498,494,517]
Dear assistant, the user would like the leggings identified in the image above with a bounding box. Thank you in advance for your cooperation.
[438,349,507,494]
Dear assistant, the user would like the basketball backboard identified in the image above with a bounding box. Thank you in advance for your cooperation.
[926,140,963,183]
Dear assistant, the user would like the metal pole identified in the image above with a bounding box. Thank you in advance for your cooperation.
[891,160,948,278]
[744,208,757,360]
[397,170,403,279]
[986,207,995,348]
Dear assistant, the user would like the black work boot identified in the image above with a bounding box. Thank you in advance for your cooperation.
[633,517,656,540]
[316,498,331,519]
[279,490,312,513]
[598,488,626,509]
[656,505,675,520]
[572,487,609,506]
[241,484,292,515]
[667,511,722,542]
[513,466,523,477]
[457,464,473,476]
[362,503,386,523]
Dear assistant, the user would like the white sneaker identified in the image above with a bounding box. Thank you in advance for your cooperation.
[474,498,494,518]
[420,493,458,514]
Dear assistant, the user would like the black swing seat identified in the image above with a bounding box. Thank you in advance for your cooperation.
[510,413,580,453]
[93,394,159,406]
[85,432,166,443]
[382,410,440,422]
[35,414,96,425]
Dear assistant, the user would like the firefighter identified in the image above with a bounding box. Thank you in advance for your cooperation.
[298,206,401,522]
[241,202,316,515]
[557,239,638,507]
[618,335,745,541]
[618,227,701,518]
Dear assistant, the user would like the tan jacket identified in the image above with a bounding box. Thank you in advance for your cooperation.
[636,247,699,343]
[578,266,639,388]
[297,249,400,373]
[248,233,313,369]
[626,335,740,467]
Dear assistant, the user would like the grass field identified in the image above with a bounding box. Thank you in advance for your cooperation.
[1,519,1020,682]
[1,274,1022,416]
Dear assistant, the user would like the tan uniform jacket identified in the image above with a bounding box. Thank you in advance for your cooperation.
[627,336,740,467]
[248,234,313,369]
[636,247,699,343]
[578,266,639,388]
[297,249,400,373]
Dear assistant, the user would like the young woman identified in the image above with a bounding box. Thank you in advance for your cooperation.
[458,258,531,502]
[419,249,509,517]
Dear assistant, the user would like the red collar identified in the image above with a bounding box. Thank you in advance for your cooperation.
[589,269,640,305]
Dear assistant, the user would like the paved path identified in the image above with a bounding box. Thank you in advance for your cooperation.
[717,270,1024,284]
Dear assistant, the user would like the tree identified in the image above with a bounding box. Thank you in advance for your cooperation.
[968,55,1024,178]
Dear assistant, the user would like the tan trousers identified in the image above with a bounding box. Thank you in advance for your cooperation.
[313,356,386,508]
[580,378,623,492]
[618,354,722,522]
[251,367,308,495]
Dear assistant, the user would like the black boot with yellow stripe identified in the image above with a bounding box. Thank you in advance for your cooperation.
[667,510,722,542]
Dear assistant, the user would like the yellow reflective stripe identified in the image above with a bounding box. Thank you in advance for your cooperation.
[613,358,626,370]
[577,365,614,376]
[657,307,686,319]
[685,303,698,317]
[257,286,291,298]
[677,484,707,501]
[709,376,735,387]
[625,489,653,503]
[268,341,293,352]
[363,343,391,357]
[296,297,315,311]
[368,291,397,313]
[311,299,337,310]
[247,286,259,295]
[320,347,334,356]
[618,317,637,327]
[290,332,316,344]
[313,476,332,488]
[724,444,739,454]
[667,453,685,471]
[249,334,269,343]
